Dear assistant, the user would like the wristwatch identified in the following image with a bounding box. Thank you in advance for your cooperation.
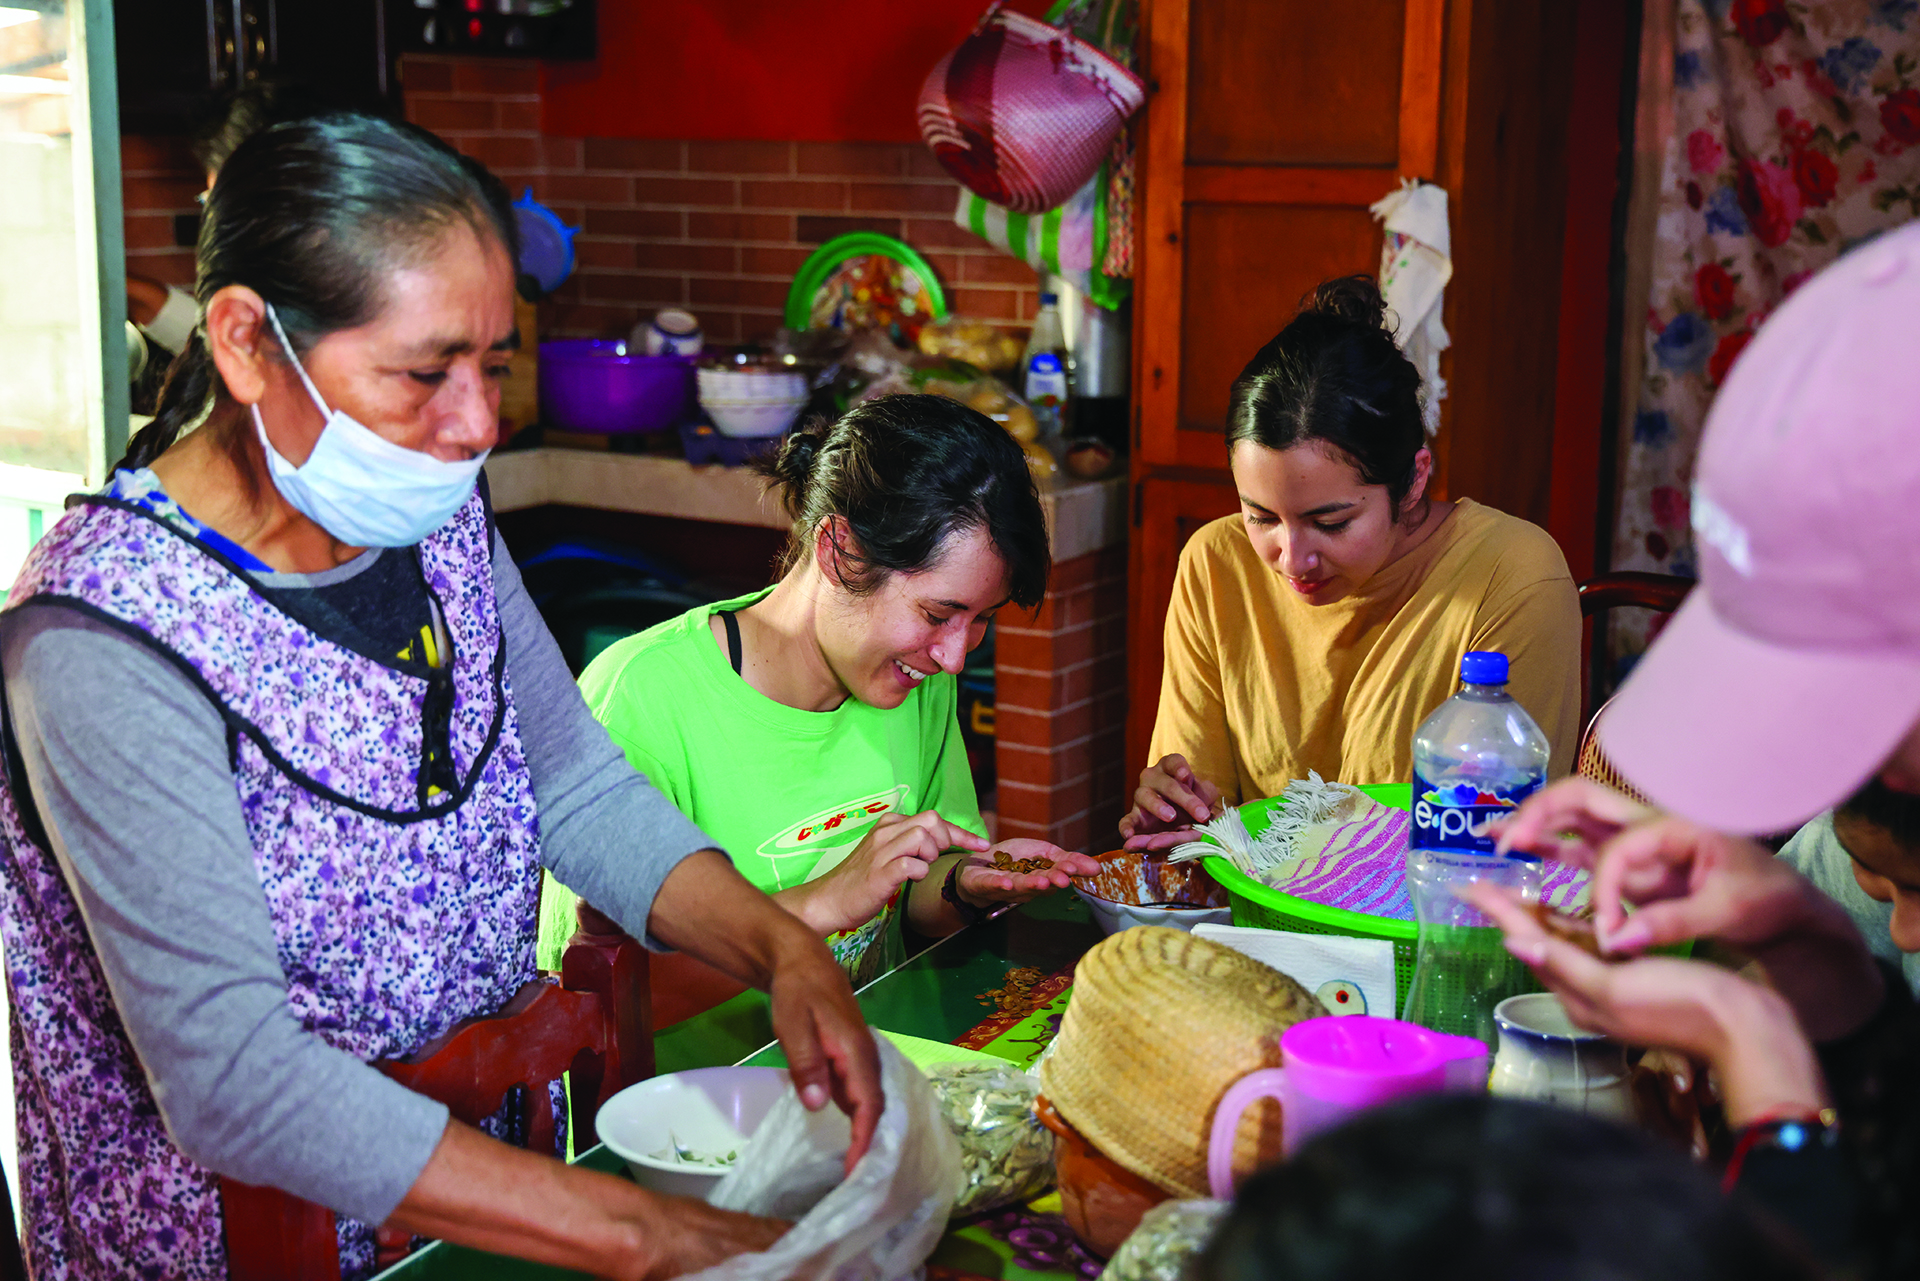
[941,862,989,927]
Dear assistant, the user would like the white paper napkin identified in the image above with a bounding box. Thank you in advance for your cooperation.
[1195,923,1399,1020]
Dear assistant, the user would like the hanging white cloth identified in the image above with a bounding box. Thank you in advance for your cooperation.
[1370,179,1453,436]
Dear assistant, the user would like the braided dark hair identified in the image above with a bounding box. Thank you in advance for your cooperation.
[121,113,516,474]
[1226,275,1428,516]
[755,393,1050,609]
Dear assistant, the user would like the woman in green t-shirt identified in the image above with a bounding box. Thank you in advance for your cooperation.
[539,394,1099,985]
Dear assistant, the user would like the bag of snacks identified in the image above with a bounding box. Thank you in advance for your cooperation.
[916,316,1028,377]
[1098,1199,1230,1281]
[925,1061,1057,1217]
[857,359,1058,482]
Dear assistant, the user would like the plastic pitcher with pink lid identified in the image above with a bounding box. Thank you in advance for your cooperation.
[1206,1016,1488,1197]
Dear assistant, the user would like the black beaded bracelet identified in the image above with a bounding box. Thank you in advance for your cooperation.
[1721,1109,1839,1191]
[941,861,989,927]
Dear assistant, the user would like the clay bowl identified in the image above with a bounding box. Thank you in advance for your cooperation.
[1072,849,1232,936]
[1034,1094,1172,1257]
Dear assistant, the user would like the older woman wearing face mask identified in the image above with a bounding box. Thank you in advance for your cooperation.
[0,114,878,1281]
[1471,222,1920,1279]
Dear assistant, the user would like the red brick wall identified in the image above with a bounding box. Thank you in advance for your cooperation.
[117,56,1041,350]
[398,55,1041,346]
[994,546,1130,854]
[122,134,202,291]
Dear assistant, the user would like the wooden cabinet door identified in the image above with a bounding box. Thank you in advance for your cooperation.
[1124,476,1240,776]
[1133,0,1447,469]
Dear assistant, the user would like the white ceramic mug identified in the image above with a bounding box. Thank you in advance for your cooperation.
[1489,992,1633,1121]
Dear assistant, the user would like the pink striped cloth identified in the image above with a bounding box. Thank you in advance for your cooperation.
[1261,804,1589,922]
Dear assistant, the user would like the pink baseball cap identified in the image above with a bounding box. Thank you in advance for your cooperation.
[1600,220,1920,835]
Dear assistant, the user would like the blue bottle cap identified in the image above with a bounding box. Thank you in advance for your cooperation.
[1460,651,1508,685]
[1039,292,1059,306]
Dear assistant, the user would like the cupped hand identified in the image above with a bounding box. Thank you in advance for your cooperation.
[763,924,885,1176]
[1119,754,1224,851]
[1489,776,1656,871]
[797,811,991,938]
[1580,814,1825,953]
[1462,883,1830,1126]
[954,838,1102,906]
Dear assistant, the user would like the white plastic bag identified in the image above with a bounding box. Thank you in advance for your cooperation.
[686,1036,962,1281]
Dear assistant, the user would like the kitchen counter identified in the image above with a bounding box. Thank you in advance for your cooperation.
[482,447,1128,559]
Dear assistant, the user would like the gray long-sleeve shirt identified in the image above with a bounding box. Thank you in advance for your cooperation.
[0,531,713,1226]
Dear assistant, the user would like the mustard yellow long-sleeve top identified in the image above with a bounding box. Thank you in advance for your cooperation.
[1148,499,1582,806]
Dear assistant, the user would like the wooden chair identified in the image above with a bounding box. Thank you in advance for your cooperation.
[575,900,747,1030]
[1576,571,1693,624]
[1574,572,1693,800]
[220,927,653,1281]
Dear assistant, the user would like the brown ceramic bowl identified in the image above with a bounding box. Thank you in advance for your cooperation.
[1034,1094,1172,1258]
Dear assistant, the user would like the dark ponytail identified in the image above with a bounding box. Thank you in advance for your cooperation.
[1226,275,1428,515]
[124,332,219,471]
[754,394,1051,609]
[113,113,516,474]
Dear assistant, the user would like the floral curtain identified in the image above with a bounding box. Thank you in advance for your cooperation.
[1611,0,1920,676]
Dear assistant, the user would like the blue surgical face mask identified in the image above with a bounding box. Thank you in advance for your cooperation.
[251,303,488,548]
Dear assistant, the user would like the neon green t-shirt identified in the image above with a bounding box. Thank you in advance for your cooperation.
[536,589,986,986]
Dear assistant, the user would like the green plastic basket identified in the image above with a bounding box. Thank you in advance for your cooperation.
[1202,784,1423,1012]
[1204,785,1689,1032]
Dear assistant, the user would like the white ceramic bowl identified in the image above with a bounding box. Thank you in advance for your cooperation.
[1072,886,1233,935]
[703,396,809,438]
[697,366,809,403]
[596,1066,789,1199]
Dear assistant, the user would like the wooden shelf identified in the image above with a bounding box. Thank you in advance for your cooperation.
[484,448,1128,560]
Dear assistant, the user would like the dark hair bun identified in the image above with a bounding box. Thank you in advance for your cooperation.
[762,415,830,516]
[1307,274,1391,332]
[1225,274,1426,515]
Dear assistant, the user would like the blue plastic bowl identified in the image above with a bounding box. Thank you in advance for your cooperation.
[538,340,695,434]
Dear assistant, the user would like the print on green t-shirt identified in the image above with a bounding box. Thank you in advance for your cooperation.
[537,590,986,987]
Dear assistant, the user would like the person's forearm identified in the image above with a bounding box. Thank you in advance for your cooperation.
[1704,977,1832,1128]
[906,852,973,936]
[389,1120,784,1281]
[388,1121,647,1277]
[650,850,827,989]
[127,273,171,327]
[770,880,839,937]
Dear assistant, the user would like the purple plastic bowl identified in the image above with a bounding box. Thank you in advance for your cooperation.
[538,339,695,434]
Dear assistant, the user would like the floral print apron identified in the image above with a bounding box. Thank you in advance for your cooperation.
[0,489,541,1279]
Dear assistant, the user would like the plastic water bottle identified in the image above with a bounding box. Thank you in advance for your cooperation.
[1402,651,1549,1048]
[1022,293,1070,440]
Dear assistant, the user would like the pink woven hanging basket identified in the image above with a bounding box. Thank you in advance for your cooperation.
[917,3,1146,215]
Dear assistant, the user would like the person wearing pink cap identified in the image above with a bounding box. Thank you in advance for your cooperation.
[1468,219,1920,1277]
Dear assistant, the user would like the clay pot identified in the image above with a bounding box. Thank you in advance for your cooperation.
[1034,1094,1171,1258]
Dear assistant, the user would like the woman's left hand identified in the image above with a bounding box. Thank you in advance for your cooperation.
[953,839,1102,907]
[1463,882,1831,1127]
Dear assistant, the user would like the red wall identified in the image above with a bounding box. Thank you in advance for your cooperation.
[1547,0,1632,583]
[540,0,1051,143]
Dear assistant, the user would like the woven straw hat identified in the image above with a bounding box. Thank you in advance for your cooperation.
[1039,927,1325,1198]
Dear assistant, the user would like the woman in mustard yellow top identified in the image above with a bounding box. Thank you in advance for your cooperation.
[1120,277,1581,851]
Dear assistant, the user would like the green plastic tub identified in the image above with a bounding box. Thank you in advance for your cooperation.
[1202,783,1422,1011]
